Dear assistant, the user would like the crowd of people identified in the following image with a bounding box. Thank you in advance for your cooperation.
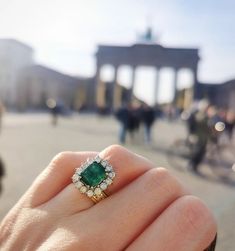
[180,100,235,172]
[115,99,235,173]
[114,101,157,145]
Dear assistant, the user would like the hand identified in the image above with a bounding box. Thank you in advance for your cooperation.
[0,145,217,250]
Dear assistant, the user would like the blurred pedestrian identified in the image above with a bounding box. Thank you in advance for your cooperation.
[207,105,222,145]
[185,103,198,137]
[141,103,155,144]
[188,100,210,172]
[0,100,5,133]
[225,109,235,140]
[128,102,142,142]
[115,103,130,144]
[46,99,60,126]
[0,156,5,195]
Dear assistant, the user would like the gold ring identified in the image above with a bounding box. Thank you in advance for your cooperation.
[90,191,108,203]
[72,156,115,203]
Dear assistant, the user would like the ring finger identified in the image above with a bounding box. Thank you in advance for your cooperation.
[40,145,155,214]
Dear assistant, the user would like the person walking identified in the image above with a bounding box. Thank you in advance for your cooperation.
[0,156,5,195]
[188,100,210,172]
[225,109,235,141]
[141,103,155,145]
[0,101,5,133]
[114,104,130,144]
[46,98,61,126]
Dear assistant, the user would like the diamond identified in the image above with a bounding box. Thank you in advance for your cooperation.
[81,161,106,187]
[80,186,87,193]
[75,168,82,175]
[109,172,115,178]
[87,159,93,165]
[75,181,83,189]
[105,165,112,171]
[72,174,79,183]
[87,190,94,197]
[100,182,107,190]
[106,178,113,185]
[101,160,108,167]
[95,156,101,163]
[94,187,102,195]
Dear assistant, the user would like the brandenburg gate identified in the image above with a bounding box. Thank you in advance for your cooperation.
[95,43,200,109]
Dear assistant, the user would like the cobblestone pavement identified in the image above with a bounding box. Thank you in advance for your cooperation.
[0,113,234,250]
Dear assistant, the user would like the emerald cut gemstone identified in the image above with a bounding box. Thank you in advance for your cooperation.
[81,162,106,187]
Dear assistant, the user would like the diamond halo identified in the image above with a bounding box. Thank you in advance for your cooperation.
[72,156,115,199]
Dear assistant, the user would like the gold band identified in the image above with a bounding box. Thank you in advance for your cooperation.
[90,191,108,203]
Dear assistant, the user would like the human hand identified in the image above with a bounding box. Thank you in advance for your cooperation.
[0,145,217,250]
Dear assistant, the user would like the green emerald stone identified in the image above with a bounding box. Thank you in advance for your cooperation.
[81,162,106,187]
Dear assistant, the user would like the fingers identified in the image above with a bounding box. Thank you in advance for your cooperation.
[41,183,94,214]
[74,168,188,251]
[24,151,97,207]
[99,144,155,195]
[126,195,217,251]
[43,145,155,214]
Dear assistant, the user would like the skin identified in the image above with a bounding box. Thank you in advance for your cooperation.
[0,145,217,251]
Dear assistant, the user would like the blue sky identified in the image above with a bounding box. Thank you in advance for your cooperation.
[0,0,234,103]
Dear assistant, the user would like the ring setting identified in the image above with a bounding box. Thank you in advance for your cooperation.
[72,156,115,202]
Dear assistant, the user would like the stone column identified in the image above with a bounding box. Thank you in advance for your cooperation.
[154,68,160,105]
[130,66,136,101]
[112,66,120,109]
[172,68,178,105]
[96,65,106,108]
[192,66,199,100]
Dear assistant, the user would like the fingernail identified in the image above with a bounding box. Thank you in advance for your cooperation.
[204,233,217,251]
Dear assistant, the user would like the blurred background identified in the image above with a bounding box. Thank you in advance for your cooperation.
[0,0,235,249]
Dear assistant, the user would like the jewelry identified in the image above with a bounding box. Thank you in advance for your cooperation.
[72,155,115,203]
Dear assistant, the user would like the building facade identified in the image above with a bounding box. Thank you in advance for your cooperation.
[198,80,235,109]
[1,38,233,112]
[17,65,96,111]
[0,39,96,111]
[0,39,34,107]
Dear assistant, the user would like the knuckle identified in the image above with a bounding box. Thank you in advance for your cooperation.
[50,151,73,168]
[54,151,72,161]
[145,168,184,196]
[104,144,127,156]
[102,144,130,165]
[150,167,170,180]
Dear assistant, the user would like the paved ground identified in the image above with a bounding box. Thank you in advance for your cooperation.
[0,113,235,250]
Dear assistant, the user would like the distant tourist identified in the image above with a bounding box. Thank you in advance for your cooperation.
[225,109,235,140]
[207,105,222,145]
[187,100,210,172]
[0,157,5,195]
[46,99,61,126]
[0,101,5,133]
[128,102,142,142]
[114,103,130,144]
[141,103,156,144]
